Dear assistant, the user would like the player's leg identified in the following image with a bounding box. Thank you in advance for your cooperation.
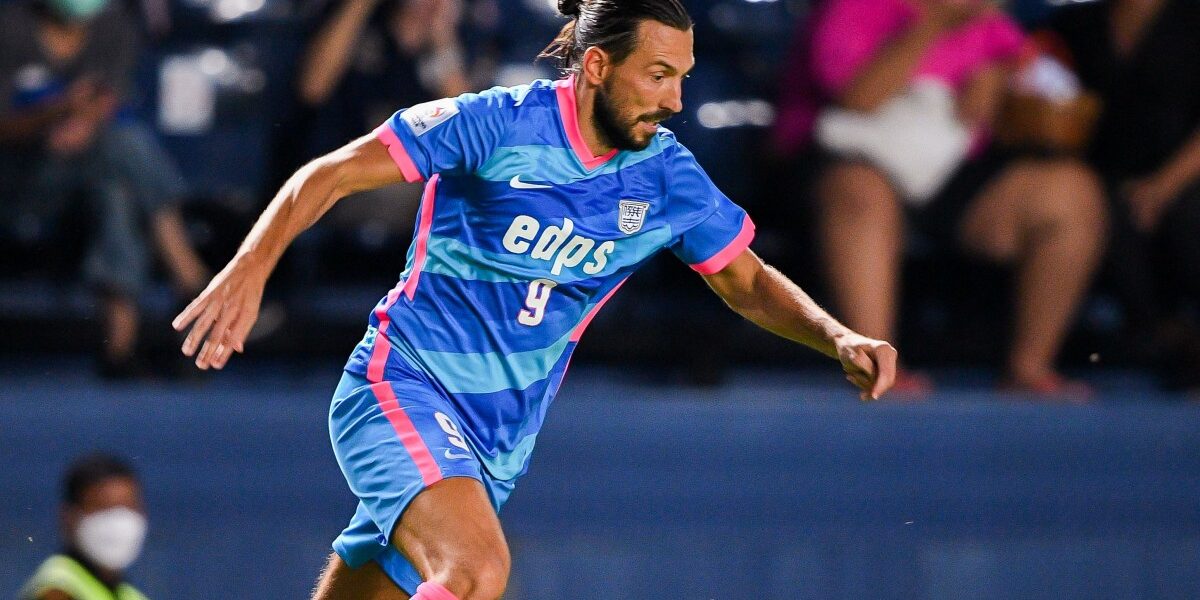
[956,158,1106,388]
[815,159,905,344]
[313,553,410,600]
[314,481,508,600]
[389,477,510,600]
[322,373,510,600]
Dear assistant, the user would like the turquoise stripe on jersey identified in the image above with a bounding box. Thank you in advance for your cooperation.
[422,227,673,284]
[483,433,538,481]
[421,236,516,283]
[412,330,574,394]
[476,136,667,185]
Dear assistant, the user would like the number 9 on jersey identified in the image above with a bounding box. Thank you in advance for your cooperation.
[518,278,557,326]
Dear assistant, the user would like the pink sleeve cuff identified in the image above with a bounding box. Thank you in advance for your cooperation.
[690,215,756,275]
[374,123,424,183]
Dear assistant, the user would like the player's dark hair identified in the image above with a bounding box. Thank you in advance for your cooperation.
[63,453,137,506]
[539,0,693,74]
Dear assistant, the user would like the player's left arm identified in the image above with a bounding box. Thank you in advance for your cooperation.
[702,249,897,400]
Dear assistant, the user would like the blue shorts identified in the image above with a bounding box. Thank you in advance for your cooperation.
[328,370,515,594]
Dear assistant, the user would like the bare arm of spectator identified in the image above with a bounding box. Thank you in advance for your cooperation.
[423,0,470,98]
[0,77,116,148]
[173,132,406,369]
[1125,127,1200,231]
[298,0,382,106]
[820,0,990,112]
[957,64,1008,129]
[0,101,73,143]
[46,83,119,155]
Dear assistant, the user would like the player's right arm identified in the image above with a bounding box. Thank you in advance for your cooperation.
[172,133,408,370]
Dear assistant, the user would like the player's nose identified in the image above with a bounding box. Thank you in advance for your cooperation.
[660,80,683,115]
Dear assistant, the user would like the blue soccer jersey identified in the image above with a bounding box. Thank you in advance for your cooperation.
[343,76,754,483]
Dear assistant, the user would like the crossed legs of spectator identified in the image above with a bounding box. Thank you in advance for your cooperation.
[817,157,1107,397]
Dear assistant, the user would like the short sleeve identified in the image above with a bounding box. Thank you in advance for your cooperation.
[374,86,510,182]
[665,144,756,274]
[983,14,1025,63]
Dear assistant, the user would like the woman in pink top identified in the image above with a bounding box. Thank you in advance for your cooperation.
[794,0,1107,396]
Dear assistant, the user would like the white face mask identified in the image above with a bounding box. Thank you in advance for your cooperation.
[74,507,147,572]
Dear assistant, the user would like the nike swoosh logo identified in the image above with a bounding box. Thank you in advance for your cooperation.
[509,175,552,189]
[444,449,473,460]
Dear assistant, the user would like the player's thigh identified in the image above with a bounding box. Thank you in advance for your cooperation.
[314,553,412,600]
[391,476,510,586]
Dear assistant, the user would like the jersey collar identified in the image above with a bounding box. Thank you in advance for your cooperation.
[554,75,618,171]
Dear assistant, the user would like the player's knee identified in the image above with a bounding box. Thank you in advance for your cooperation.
[432,551,509,600]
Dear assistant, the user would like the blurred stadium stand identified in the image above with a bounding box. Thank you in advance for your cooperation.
[0,0,829,373]
[0,0,1126,378]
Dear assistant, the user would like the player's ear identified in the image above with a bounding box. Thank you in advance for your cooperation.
[581,46,610,86]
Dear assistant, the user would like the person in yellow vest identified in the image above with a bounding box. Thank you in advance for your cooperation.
[20,454,150,600]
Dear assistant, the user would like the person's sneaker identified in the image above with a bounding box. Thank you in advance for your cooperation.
[889,368,933,399]
[1000,373,1092,402]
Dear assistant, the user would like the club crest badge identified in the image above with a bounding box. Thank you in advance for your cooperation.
[618,200,650,234]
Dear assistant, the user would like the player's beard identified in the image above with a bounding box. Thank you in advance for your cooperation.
[593,80,674,152]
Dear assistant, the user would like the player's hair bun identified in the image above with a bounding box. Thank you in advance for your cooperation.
[558,0,582,18]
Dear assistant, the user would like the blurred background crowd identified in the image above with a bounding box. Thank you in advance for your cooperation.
[6,2,1200,597]
[2,0,1199,398]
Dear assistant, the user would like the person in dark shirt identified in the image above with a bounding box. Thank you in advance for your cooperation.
[1052,0,1200,390]
[0,0,210,378]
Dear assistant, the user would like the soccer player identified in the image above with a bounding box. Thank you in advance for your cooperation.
[173,1,898,598]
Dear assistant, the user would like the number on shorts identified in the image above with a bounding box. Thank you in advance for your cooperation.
[518,278,557,326]
[434,412,471,452]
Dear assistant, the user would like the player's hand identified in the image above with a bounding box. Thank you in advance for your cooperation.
[834,333,898,401]
[172,254,268,370]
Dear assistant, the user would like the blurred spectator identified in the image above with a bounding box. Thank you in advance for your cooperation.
[19,454,149,600]
[1050,0,1200,391]
[0,0,210,378]
[774,0,1108,396]
[269,0,472,247]
[298,0,469,127]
